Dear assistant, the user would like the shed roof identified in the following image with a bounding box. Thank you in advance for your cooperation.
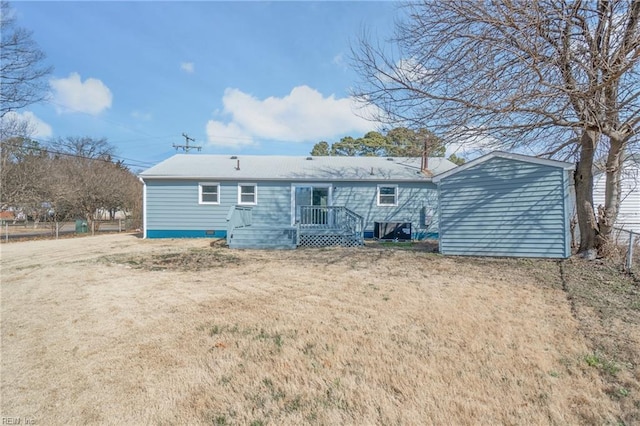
[432,151,575,183]
[140,154,457,181]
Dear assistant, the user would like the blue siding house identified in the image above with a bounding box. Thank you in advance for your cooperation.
[432,152,575,259]
[140,154,457,248]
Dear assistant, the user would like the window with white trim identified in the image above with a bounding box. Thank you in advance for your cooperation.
[377,185,398,206]
[238,183,257,205]
[199,183,220,204]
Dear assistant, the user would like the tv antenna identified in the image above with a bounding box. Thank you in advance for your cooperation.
[173,133,202,153]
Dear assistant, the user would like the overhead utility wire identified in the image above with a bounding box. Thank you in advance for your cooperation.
[0,140,153,170]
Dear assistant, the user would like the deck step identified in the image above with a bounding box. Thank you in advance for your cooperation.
[228,226,297,249]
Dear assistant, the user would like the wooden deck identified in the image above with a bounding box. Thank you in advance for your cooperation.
[227,225,363,249]
[226,205,364,249]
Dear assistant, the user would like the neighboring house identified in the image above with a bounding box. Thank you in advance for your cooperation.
[433,152,575,259]
[0,211,15,223]
[94,208,128,221]
[140,154,456,247]
[139,154,457,248]
[593,155,640,236]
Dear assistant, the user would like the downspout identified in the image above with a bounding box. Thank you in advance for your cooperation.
[564,169,574,258]
[436,182,442,253]
[139,177,147,239]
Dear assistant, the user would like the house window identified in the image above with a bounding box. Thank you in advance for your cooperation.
[199,183,220,204]
[377,185,398,206]
[238,183,257,205]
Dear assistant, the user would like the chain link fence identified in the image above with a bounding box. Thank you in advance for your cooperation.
[2,218,142,242]
[611,227,640,274]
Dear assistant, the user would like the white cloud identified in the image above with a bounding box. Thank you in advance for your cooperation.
[206,86,380,148]
[131,110,152,121]
[180,62,195,73]
[377,58,435,86]
[50,72,112,115]
[444,130,498,160]
[1,111,53,138]
[332,53,347,70]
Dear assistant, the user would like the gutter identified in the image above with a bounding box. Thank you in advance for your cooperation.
[138,176,435,183]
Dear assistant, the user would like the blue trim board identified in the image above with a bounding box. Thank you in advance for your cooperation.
[148,229,438,240]
[414,231,439,240]
[146,230,227,239]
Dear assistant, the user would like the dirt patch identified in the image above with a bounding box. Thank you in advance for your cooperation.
[103,247,242,271]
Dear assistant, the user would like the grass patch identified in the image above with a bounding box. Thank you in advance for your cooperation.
[584,352,621,376]
[562,257,640,424]
[256,329,284,350]
[14,263,42,271]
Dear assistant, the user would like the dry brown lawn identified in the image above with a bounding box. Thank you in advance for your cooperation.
[1,234,637,425]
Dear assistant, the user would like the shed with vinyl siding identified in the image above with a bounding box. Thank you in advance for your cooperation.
[433,152,575,259]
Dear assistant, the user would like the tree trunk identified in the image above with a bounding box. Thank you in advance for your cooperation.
[596,138,624,250]
[574,130,599,258]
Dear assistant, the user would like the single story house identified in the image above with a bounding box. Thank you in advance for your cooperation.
[139,154,457,248]
[433,152,575,259]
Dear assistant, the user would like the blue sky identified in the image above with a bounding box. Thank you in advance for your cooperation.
[10,1,400,170]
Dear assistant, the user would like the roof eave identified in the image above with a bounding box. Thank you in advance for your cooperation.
[432,151,575,183]
[139,175,434,182]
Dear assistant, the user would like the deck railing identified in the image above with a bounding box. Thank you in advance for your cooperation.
[298,205,364,244]
[226,205,253,245]
[343,207,365,245]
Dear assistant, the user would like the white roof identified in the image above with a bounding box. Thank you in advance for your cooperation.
[432,151,575,183]
[140,154,458,182]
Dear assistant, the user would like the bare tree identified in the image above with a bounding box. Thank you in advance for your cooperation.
[0,136,52,214]
[48,137,142,229]
[0,1,53,117]
[0,112,55,224]
[1,133,142,231]
[352,0,640,256]
[54,136,115,160]
[50,156,137,228]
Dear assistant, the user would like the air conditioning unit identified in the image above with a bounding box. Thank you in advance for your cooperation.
[374,222,412,241]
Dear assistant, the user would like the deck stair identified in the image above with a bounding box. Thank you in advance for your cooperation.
[228,225,297,249]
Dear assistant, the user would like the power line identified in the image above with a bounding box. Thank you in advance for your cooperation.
[0,140,153,170]
[29,136,156,167]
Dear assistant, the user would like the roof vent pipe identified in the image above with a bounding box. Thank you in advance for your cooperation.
[370,167,374,175]
[236,159,240,170]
